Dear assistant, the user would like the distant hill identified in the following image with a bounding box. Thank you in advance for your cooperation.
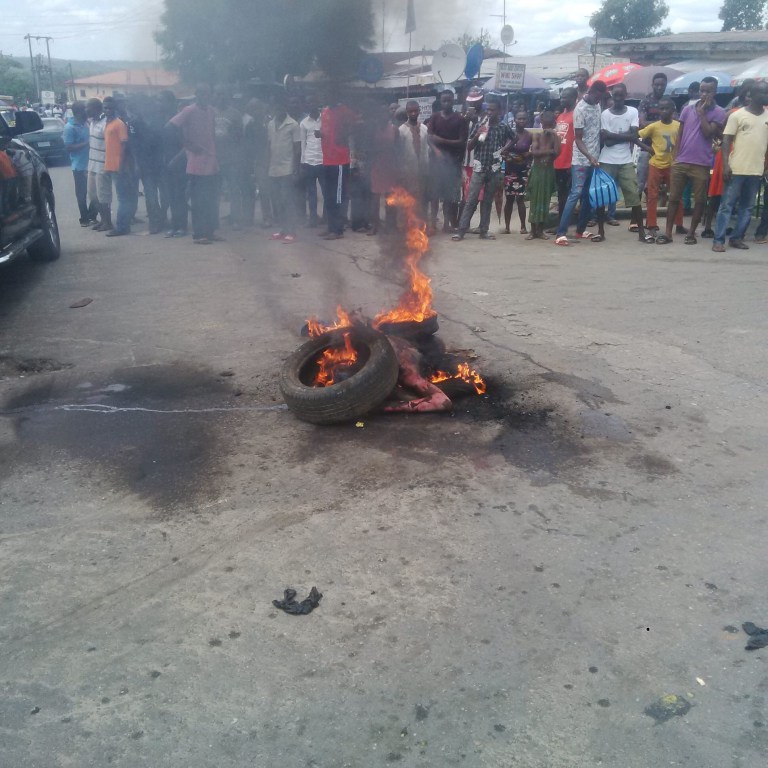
[10,56,160,78]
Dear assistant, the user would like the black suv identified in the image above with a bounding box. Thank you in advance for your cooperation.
[0,110,61,264]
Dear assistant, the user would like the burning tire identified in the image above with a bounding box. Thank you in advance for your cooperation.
[280,328,399,425]
[376,314,439,339]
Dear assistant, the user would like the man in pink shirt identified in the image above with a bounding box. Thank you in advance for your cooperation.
[168,83,219,244]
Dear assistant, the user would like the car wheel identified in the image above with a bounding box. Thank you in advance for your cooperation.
[280,328,399,425]
[27,186,61,262]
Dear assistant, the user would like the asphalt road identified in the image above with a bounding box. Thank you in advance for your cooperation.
[1,167,767,768]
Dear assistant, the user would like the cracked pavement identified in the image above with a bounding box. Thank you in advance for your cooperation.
[1,167,767,767]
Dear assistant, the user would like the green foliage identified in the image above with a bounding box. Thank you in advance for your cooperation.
[589,0,670,40]
[0,56,34,103]
[155,0,374,84]
[718,0,767,30]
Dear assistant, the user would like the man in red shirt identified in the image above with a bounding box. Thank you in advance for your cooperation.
[550,87,577,234]
[319,90,356,240]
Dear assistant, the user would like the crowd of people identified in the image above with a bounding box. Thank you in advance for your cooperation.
[59,72,768,251]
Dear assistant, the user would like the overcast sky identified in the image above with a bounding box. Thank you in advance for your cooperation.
[1,0,724,63]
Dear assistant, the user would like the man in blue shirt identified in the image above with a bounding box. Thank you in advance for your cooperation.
[63,102,93,226]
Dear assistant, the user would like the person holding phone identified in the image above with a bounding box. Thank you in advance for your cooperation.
[660,76,726,245]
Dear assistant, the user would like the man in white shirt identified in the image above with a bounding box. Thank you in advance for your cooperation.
[398,100,430,217]
[299,101,324,227]
[267,94,301,243]
[598,82,650,243]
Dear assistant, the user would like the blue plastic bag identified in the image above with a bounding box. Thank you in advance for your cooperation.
[588,167,619,210]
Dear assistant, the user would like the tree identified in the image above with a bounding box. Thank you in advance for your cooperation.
[718,0,767,31]
[589,0,670,41]
[0,57,34,104]
[444,30,493,50]
[155,0,374,85]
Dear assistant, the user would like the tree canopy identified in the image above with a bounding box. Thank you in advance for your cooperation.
[718,0,767,30]
[589,0,670,41]
[155,0,374,85]
[0,57,35,104]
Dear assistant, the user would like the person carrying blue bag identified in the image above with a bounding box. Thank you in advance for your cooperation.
[555,80,607,246]
[596,83,653,244]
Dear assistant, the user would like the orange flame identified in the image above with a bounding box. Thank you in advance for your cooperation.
[306,305,353,337]
[373,187,435,327]
[313,331,358,387]
[431,362,487,395]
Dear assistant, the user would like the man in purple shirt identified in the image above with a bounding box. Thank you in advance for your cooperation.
[661,76,726,245]
[168,83,219,244]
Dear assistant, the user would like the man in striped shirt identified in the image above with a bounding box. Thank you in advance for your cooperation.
[86,98,109,230]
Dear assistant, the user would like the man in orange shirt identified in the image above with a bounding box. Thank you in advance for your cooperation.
[98,96,133,237]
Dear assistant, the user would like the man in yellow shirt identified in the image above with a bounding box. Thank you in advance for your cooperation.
[713,81,768,251]
[638,97,683,237]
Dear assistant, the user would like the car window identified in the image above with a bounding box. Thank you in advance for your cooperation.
[42,118,63,130]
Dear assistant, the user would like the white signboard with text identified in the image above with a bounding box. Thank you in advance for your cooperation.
[40,90,55,103]
[398,96,435,120]
[495,62,526,92]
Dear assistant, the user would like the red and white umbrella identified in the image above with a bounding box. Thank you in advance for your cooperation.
[731,56,768,87]
[587,62,642,88]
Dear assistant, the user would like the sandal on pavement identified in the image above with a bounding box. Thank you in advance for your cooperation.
[628,224,639,232]
[684,234,697,245]
[270,232,284,240]
[479,233,496,240]
[607,219,620,226]
[642,233,656,244]
[451,233,464,241]
[554,235,570,246]
[712,243,726,252]
[282,235,297,244]
[729,240,749,250]
[700,229,714,238]
[590,234,605,242]
[576,231,594,239]
[655,234,672,244]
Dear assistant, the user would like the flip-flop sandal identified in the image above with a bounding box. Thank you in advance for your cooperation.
[525,233,536,240]
[642,233,656,244]
[684,235,697,245]
[607,219,620,226]
[282,235,296,244]
[451,234,464,241]
[590,234,605,243]
[555,236,570,246]
[479,233,496,240]
[520,228,528,234]
[576,231,594,239]
[729,240,749,250]
[712,243,726,252]
[628,224,639,232]
[655,235,672,244]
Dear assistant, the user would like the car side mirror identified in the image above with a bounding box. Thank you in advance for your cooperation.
[7,110,44,136]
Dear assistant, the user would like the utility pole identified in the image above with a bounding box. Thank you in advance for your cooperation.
[24,34,40,102]
[69,62,75,101]
[43,36,55,94]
